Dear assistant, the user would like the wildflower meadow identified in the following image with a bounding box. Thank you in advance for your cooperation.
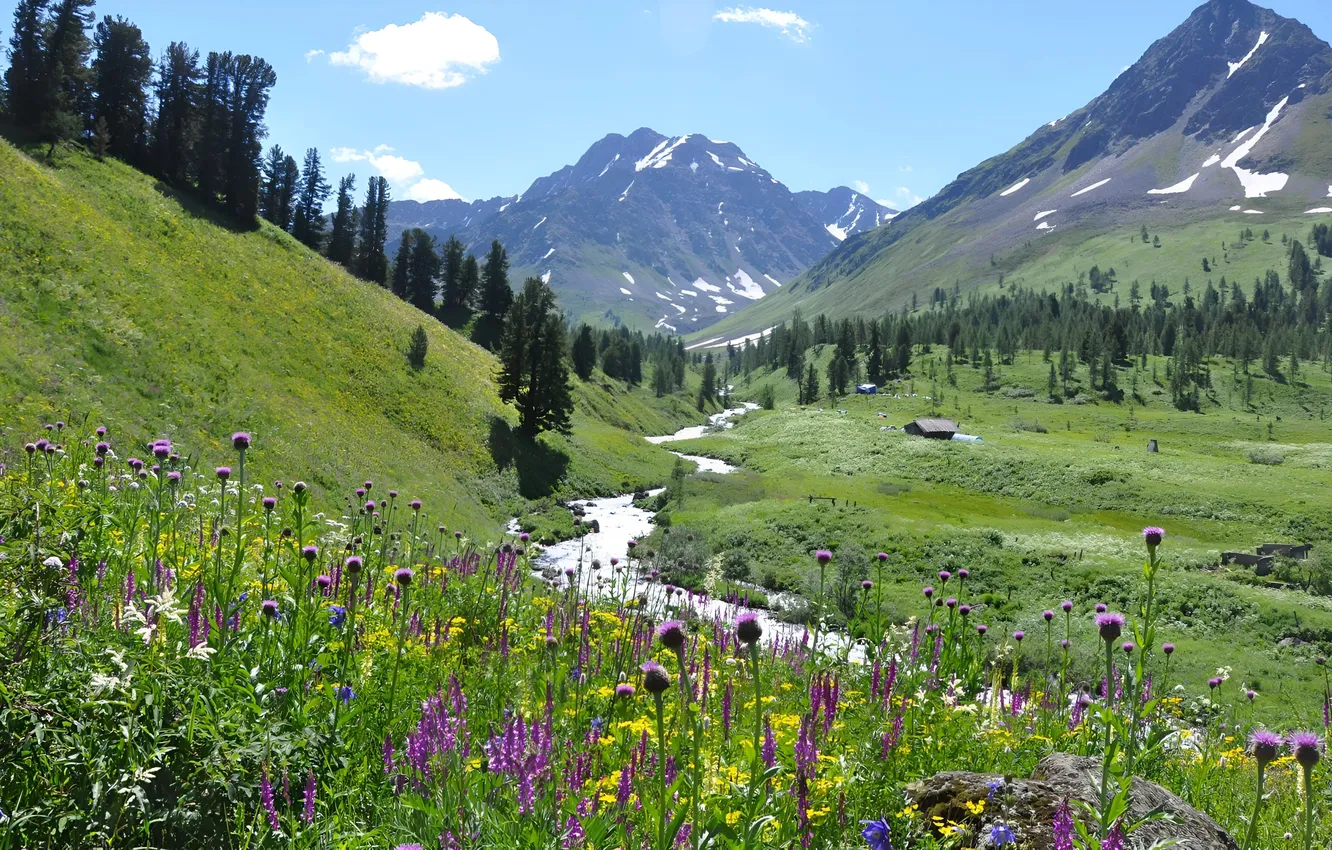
[1,426,1330,849]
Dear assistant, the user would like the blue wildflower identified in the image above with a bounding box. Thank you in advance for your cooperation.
[990,823,1016,846]
[986,779,1003,800]
[336,685,354,705]
[328,605,346,628]
[860,818,891,850]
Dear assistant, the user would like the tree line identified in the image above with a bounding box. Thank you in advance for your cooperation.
[720,236,1331,410]
[4,0,280,223]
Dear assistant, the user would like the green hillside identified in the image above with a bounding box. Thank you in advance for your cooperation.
[0,140,690,530]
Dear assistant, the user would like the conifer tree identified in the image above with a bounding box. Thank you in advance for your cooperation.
[390,231,413,299]
[440,235,467,310]
[800,362,820,405]
[697,354,717,411]
[151,42,200,186]
[408,229,440,314]
[220,54,277,224]
[571,323,597,381]
[355,176,390,283]
[460,253,480,307]
[90,15,152,164]
[480,240,513,319]
[326,174,357,266]
[4,0,51,128]
[498,277,573,436]
[866,321,884,384]
[39,0,96,154]
[292,147,331,249]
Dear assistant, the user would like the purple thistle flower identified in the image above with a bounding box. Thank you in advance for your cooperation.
[394,567,413,586]
[1251,729,1282,766]
[1142,526,1165,547]
[232,432,251,450]
[938,570,951,583]
[1095,612,1125,643]
[1095,602,1107,613]
[815,549,832,564]
[1043,609,1055,621]
[262,496,277,511]
[656,619,686,651]
[1061,600,1074,612]
[410,499,422,511]
[215,466,230,480]
[641,660,670,694]
[261,600,279,619]
[615,683,635,699]
[1162,642,1175,655]
[736,611,762,644]
[1013,631,1024,643]
[1288,730,1323,769]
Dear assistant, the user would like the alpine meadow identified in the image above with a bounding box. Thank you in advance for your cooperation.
[6,1,1332,849]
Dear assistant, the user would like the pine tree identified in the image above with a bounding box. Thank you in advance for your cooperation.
[4,0,51,128]
[151,42,200,186]
[480,240,513,319]
[291,147,331,249]
[697,354,717,412]
[893,323,912,375]
[460,253,480,308]
[440,235,467,310]
[90,15,152,164]
[194,51,231,201]
[571,324,597,381]
[498,277,573,436]
[800,362,820,405]
[407,324,428,371]
[326,174,357,266]
[38,0,96,155]
[408,229,440,314]
[220,54,277,224]
[355,176,390,283]
[259,145,293,228]
[866,322,884,384]
[390,231,412,298]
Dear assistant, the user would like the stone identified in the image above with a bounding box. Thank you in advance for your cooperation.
[905,752,1237,850]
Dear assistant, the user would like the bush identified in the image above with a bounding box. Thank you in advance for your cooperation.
[1247,448,1285,465]
[407,324,429,370]
[1005,386,1035,398]
[1010,416,1048,433]
[758,383,777,410]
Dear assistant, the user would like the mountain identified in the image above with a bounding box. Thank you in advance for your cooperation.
[697,0,1332,340]
[0,139,687,528]
[385,129,895,332]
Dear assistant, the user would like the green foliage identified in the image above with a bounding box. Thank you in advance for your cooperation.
[407,324,429,371]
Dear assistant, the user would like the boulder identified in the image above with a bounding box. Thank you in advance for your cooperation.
[905,752,1237,850]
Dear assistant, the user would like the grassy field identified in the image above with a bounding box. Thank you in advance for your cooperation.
[0,139,702,531]
[650,346,1332,715]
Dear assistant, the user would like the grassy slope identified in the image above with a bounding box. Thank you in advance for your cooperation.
[0,141,694,529]
[655,349,1332,714]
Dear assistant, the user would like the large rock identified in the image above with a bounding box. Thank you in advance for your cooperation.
[905,752,1238,850]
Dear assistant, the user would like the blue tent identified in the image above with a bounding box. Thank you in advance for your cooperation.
[855,384,878,395]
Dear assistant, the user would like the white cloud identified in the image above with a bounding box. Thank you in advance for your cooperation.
[852,179,870,195]
[331,145,467,202]
[328,12,500,89]
[895,186,925,207]
[406,178,464,202]
[304,49,325,62]
[713,7,812,42]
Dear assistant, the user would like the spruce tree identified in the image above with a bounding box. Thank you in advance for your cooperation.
[326,174,357,266]
[480,240,513,319]
[697,354,717,412]
[220,54,277,224]
[801,362,820,405]
[151,42,199,186]
[498,277,573,436]
[408,229,440,314]
[90,15,152,164]
[355,176,390,283]
[259,145,291,228]
[407,324,428,371]
[571,323,597,380]
[39,0,96,155]
[866,322,884,384]
[440,235,467,310]
[4,0,50,128]
[390,231,413,298]
[460,253,481,308]
[893,323,912,375]
[292,147,331,249]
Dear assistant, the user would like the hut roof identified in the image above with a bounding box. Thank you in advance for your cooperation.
[910,418,958,434]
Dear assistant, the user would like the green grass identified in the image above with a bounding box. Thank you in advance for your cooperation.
[0,140,705,531]
[647,347,1332,715]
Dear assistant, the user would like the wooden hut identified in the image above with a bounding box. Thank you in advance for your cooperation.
[1258,543,1312,560]
[904,418,959,440]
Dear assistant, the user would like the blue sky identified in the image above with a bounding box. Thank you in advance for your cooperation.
[103,0,1332,209]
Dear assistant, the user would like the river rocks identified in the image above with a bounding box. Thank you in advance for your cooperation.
[905,752,1238,850]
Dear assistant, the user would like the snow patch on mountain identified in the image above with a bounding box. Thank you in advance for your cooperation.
[763,273,782,287]
[1036,222,1055,231]
[1222,96,1289,197]
[618,181,633,202]
[597,155,620,178]
[825,223,847,241]
[999,178,1031,197]
[1228,31,1269,78]
[619,287,633,295]
[1203,154,1222,168]
[533,216,546,230]
[542,247,555,259]
[655,292,672,301]
[541,270,551,283]
[1148,173,1200,195]
[1034,210,1057,221]
[728,270,765,300]
[622,272,636,285]
[1306,208,1332,214]
[1071,178,1112,197]
[693,279,721,293]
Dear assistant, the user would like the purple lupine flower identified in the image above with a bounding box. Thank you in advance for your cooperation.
[722,679,733,737]
[762,718,776,767]
[301,770,316,824]
[1101,821,1125,850]
[260,768,280,831]
[383,734,395,773]
[1052,801,1074,850]
[563,814,585,849]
